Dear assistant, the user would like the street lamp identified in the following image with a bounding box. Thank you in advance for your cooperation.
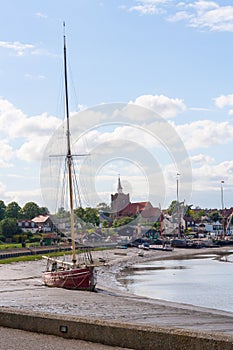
[221,180,225,238]
[176,173,180,203]
[221,180,224,210]
[176,173,181,237]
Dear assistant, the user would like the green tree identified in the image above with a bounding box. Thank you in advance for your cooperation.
[74,207,100,226]
[20,202,41,219]
[192,209,206,222]
[56,207,69,218]
[185,204,193,217]
[96,202,110,216]
[39,206,49,215]
[167,200,178,215]
[74,207,85,221]
[102,220,109,228]
[0,200,6,220]
[112,216,132,227]
[5,202,21,219]
[83,207,100,226]
[209,211,221,222]
[0,218,20,239]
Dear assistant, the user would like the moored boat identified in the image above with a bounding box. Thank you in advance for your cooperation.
[43,257,96,290]
[42,23,96,291]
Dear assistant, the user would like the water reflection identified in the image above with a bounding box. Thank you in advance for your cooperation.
[125,265,187,272]
[118,251,233,312]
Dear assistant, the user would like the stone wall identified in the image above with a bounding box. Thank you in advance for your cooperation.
[0,307,233,350]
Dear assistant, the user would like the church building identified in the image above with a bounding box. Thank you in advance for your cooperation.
[110,176,160,223]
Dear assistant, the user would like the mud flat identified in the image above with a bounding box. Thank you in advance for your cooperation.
[0,247,233,349]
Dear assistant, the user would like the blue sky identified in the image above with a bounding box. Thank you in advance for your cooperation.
[0,0,233,211]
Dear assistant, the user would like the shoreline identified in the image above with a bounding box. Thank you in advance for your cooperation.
[0,247,233,325]
[96,246,233,301]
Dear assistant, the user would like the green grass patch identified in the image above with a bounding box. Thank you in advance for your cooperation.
[0,243,22,250]
[0,250,72,264]
[0,246,113,264]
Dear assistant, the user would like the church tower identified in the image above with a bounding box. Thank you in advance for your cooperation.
[110,176,130,219]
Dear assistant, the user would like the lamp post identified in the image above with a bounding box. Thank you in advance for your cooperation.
[221,180,224,210]
[221,180,225,238]
[176,173,180,236]
[176,173,180,203]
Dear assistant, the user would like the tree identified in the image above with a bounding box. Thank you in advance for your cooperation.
[0,200,6,220]
[74,207,100,226]
[185,204,193,217]
[39,206,49,215]
[96,202,110,216]
[167,200,178,215]
[192,209,206,222]
[102,220,109,228]
[5,202,21,219]
[84,207,100,226]
[56,207,69,218]
[209,211,221,223]
[112,216,133,227]
[0,218,20,240]
[20,202,41,219]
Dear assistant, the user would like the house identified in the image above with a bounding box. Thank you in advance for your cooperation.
[17,220,37,233]
[182,216,195,231]
[31,215,54,233]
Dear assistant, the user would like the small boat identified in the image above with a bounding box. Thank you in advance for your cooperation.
[42,23,96,291]
[138,250,144,257]
[149,244,173,251]
[138,243,150,250]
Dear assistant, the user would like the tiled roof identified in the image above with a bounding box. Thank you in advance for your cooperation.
[32,215,50,223]
[118,201,158,218]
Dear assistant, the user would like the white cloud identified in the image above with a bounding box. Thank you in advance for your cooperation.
[0,140,14,168]
[189,107,212,112]
[214,93,233,109]
[0,99,60,138]
[168,1,233,32]
[0,40,57,57]
[24,74,46,80]
[168,10,193,22]
[132,94,186,118]
[0,41,34,56]
[128,0,170,15]
[36,12,47,19]
[192,159,233,191]
[191,153,215,166]
[189,1,219,12]
[2,188,44,207]
[127,1,233,32]
[0,98,61,162]
[16,136,50,162]
[176,120,233,150]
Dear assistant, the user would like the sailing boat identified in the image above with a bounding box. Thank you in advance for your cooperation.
[42,24,96,291]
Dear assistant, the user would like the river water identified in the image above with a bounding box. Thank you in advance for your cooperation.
[118,250,233,313]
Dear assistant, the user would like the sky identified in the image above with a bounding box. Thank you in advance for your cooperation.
[0,0,233,212]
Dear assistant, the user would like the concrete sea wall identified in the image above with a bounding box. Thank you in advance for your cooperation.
[0,307,233,350]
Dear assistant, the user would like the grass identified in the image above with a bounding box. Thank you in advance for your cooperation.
[0,243,22,250]
[0,250,73,264]
[0,246,111,264]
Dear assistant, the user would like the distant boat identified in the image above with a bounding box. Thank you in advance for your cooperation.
[149,243,173,251]
[138,250,144,257]
[42,23,96,291]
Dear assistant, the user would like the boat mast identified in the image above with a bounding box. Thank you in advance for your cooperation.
[63,22,76,265]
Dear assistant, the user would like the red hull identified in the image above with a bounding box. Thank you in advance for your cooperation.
[43,266,96,291]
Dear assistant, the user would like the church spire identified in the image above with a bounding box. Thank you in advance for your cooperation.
[117,175,123,194]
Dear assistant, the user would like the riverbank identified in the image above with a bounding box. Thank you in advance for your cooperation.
[0,246,233,349]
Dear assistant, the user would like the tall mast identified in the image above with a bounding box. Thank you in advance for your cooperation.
[63,22,76,265]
